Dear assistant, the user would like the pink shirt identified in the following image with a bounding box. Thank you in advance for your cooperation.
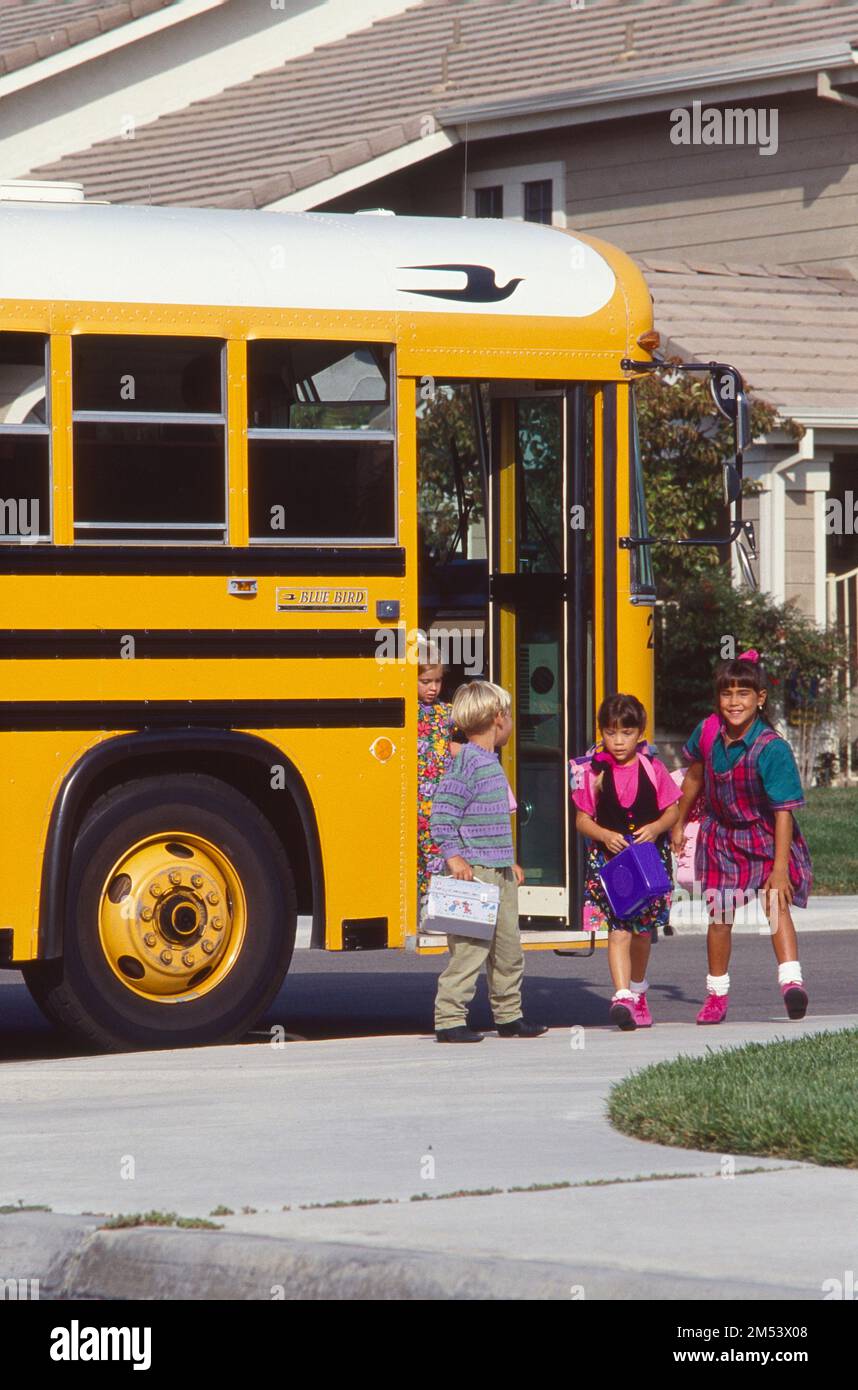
[572,755,681,820]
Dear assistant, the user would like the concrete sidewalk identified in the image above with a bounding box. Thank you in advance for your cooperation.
[1,1013,856,1298]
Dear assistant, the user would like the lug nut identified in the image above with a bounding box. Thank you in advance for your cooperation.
[202,940,215,956]
[150,883,163,897]
[211,917,222,931]
[182,952,195,967]
[141,907,153,922]
[169,870,181,886]
[144,933,157,948]
[160,949,173,964]
[207,892,219,906]
[191,874,203,888]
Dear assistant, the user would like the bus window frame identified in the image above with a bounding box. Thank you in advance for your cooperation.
[70,335,229,546]
[0,332,52,543]
[245,340,398,547]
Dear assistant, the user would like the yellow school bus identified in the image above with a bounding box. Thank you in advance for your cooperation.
[0,181,672,1049]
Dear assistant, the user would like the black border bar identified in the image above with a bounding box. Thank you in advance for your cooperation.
[0,630,387,659]
[0,546,406,576]
[0,698,405,732]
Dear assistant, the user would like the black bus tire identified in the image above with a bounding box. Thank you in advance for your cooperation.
[23,773,297,1052]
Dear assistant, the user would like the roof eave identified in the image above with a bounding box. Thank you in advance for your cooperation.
[436,39,858,138]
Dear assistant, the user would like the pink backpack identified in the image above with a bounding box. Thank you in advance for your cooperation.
[671,713,720,889]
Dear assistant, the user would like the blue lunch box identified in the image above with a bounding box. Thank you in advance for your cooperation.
[598,840,672,919]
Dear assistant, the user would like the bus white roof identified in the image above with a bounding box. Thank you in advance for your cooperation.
[0,201,616,320]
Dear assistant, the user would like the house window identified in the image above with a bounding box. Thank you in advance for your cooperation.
[524,180,553,225]
[0,332,50,542]
[247,340,396,543]
[71,335,226,543]
[467,162,565,227]
[475,186,503,219]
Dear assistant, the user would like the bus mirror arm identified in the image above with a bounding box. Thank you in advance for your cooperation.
[619,357,755,556]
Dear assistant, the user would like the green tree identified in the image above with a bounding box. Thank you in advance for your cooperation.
[654,567,845,782]
[638,373,845,776]
[635,371,799,594]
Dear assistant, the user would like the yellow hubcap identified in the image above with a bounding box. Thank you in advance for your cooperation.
[98,833,247,1002]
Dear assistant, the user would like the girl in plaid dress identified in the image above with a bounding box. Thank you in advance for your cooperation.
[673,652,812,1024]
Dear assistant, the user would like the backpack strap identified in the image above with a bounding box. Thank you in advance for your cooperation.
[698,712,722,763]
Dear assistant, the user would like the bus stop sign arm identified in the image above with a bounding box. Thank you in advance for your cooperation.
[618,358,756,556]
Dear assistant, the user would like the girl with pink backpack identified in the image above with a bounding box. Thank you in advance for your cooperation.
[572,693,681,1030]
[673,651,813,1024]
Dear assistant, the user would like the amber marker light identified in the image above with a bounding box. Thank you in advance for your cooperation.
[370,737,395,762]
[636,330,660,354]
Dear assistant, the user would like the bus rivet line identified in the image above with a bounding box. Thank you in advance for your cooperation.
[150,883,163,897]
[160,949,173,964]
[207,892,219,905]
[169,870,182,885]
[182,952,195,967]
[201,941,215,955]
[144,933,157,948]
[191,874,204,888]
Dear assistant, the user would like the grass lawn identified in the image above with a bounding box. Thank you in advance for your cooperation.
[609,1030,858,1167]
[798,788,858,894]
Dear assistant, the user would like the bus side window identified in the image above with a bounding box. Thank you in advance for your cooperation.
[71,335,226,544]
[247,340,396,543]
[0,332,50,542]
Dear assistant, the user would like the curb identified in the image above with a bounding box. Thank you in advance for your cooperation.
[0,1213,814,1301]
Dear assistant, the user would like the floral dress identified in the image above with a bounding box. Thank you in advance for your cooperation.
[417,700,456,899]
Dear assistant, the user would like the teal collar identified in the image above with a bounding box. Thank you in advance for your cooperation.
[719,714,766,750]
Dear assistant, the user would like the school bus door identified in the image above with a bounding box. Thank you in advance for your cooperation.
[488,383,596,940]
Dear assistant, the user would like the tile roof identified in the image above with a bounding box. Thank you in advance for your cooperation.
[25,0,858,208]
[0,0,177,76]
[637,256,858,414]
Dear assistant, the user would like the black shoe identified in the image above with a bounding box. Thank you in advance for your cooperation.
[496,1018,548,1038]
[435,1026,484,1043]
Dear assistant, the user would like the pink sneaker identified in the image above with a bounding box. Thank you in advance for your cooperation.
[782,982,808,1020]
[696,992,729,1025]
[633,992,653,1028]
[609,994,637,1031]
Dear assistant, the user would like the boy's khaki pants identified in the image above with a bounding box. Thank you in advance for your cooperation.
[433,865,524,1030]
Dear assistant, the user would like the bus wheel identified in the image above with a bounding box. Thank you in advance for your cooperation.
[24,774,297,1052]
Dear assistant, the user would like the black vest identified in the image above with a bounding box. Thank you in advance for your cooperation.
[596,760,659,835]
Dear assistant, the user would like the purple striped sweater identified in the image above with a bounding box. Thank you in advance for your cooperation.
[430,742,515,868]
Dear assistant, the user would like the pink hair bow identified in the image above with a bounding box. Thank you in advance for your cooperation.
[738,648,759,663]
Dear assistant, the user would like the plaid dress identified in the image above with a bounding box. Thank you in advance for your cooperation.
[696,728,813,908]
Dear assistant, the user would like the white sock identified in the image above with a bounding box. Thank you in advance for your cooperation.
[613,988,634,1000]
[706,973,730,996]
[630,978,648,996]
[778,962,803,987]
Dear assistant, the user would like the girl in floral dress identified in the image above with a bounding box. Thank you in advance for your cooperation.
[417,655,461,904]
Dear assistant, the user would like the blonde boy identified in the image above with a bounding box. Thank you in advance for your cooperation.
[430,681,548,1043]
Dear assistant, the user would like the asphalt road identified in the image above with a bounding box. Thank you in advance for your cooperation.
[0,931,854,1060]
